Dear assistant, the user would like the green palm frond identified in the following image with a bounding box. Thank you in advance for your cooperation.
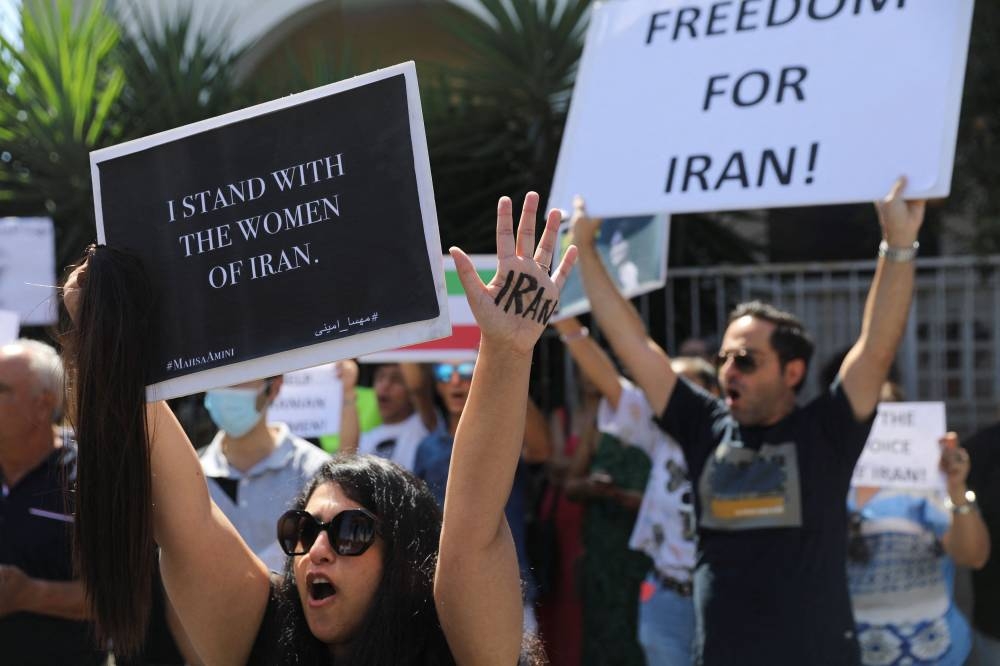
[246,43,361,100]
[423,0,590,251]
[113,2,246,136]
[0,0,125,266]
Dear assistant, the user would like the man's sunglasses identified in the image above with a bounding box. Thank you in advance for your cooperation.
[276,508,379,557]
[715,349,759,374]
[433,362,475,383]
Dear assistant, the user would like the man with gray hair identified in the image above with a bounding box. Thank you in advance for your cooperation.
[0,339,105,663]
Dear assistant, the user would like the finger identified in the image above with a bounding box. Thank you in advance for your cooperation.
[534,208,562,272]
[450,247,487,299]
[886,176,907,202]
[940,432,958,450]
[516,191,540,258]
[496,196,515,260]
[572,195,586,220]
[551,244,579,292]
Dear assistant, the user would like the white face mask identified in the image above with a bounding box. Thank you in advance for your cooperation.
[203,385,267,437]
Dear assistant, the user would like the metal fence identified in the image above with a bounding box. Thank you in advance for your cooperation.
[657,255,1000,437]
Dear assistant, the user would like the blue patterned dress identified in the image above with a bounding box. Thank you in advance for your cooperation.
[846,490,971,666]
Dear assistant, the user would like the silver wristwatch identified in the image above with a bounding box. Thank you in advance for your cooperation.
[944,489,978,515]
[878,240,920,262]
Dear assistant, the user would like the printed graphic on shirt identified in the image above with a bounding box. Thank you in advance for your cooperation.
[698,440,802,530]
[665,459,696,542]
[848,516,953,665]
[848,518,948,625]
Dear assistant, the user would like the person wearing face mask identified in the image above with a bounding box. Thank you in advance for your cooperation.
[199,377,331,571]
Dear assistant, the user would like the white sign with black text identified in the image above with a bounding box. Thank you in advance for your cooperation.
[268,364,343,438]
[550,0,975,217]
[852,402,947,492]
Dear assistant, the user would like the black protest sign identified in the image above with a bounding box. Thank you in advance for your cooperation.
[91,63,448,400]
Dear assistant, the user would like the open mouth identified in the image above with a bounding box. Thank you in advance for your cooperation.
[308,575,337,601]
[726,388,741,405]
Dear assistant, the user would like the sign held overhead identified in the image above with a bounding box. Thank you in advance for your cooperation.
[90,62,450,401]
[550,0,975,216]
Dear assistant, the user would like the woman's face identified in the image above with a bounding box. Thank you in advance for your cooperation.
[293,482,385,647]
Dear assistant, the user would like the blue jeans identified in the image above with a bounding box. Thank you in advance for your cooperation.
[969,629,1000,666]
[638,572,695,666]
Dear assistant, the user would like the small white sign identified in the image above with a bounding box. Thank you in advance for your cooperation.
[552,214,669,321]
[550,0,975,216]
[0,218,58,325]
[0,309,20,345]
[268,364,343,438]
[852,402,947,492]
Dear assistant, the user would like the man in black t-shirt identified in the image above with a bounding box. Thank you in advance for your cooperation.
[963,422,1000,664]
[571,179,924,666]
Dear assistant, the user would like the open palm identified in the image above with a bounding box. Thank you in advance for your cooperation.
[450,192,578,356]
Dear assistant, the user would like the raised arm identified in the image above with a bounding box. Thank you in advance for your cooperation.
[571,198,676,414]
[336,360,361,454]
[63,254,269,665]
[940,433,991,569]
[435,192,576,664]
[147,404,270,665]
[399,362,439,432]
[522,398,553,463]
[552,317,623,409]
[840,178,925,420]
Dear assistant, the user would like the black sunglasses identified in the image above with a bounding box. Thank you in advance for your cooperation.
[277,508,379,557]
[715,349,759,374]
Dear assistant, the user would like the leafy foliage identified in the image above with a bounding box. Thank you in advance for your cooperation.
[113,3,246,137]
[0,0,125,264]
[424,0,589,251]
[948,0,1000,254]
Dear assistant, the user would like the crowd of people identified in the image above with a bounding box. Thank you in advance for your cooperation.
[2,182,1000,665]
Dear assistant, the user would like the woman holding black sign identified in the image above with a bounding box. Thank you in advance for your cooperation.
[62,192,576,665]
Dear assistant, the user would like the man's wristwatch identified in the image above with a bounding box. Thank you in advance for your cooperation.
[944,489,978,515]
[878,240,920,262]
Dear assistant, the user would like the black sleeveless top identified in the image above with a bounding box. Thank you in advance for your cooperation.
[245,576,459,666]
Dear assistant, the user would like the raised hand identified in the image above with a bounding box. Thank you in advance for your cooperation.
[569,195,602,247]
[875,176,926,248]
[450,192,578,356]
[62,260,89,324]
[334,359,359,390]
[939,431,971,494]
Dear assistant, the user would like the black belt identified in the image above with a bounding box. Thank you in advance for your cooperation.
[650,569,693,597]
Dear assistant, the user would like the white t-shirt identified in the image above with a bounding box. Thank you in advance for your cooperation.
[358,411,429,472]
[598,379,696,582]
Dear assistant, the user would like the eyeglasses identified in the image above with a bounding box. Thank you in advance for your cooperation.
[433,362,475,383]
[276,508,379,557]
[715,349,759,374]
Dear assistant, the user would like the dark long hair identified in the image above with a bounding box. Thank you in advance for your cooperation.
[271,455,454,665]
[272,456,547,665]
[61,245,157,655]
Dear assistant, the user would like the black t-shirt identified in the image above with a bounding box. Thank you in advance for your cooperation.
[657,378,874,666]
[0,445,106,665]
[963,421,1000,639]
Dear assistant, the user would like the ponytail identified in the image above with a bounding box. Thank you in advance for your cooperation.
[64,245,157,656]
